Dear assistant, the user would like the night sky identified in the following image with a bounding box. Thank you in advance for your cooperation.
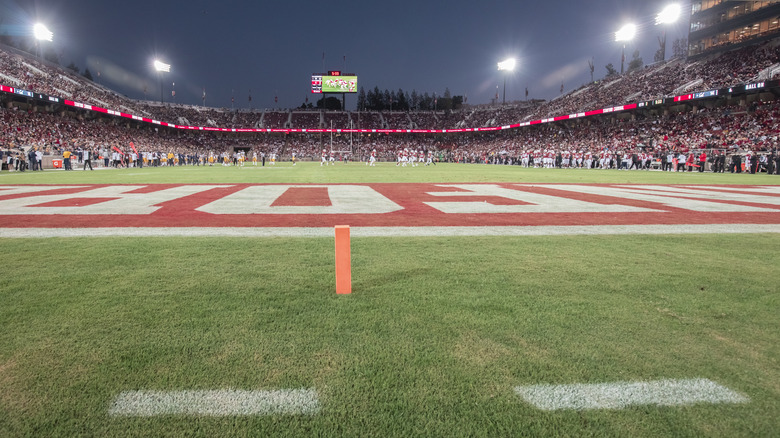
[1,0,689,110]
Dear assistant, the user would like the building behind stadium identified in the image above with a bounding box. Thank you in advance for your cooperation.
[689,0,780,58]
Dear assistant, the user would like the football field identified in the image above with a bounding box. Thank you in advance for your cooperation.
[1,163,778,436]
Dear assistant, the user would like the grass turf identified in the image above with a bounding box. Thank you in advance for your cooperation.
[1,161,779,185]
[1,163,778,436]
[1,235,778,437]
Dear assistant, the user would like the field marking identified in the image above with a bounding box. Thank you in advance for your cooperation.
[108,388,320,417]
[0,223,778,238]
[196,185,403,214]
[514,378,749,411]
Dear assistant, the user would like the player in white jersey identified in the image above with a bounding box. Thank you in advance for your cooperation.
[521,150,529,167]
[329,149,335,165]
[252,151,257,166]
[396,150,402,166]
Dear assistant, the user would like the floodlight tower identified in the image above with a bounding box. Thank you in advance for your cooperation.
[615,23,636,74]
[33,23,53,59]
[656,4,682,61]
[154,60,171,104]
[497,58,516,105]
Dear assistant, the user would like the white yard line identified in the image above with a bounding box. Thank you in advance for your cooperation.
[108,388,320,416]
[514,378,748,411]
[0,223,778,238]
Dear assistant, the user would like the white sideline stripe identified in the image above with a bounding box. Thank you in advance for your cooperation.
[0,223,779,238]
[514,378,749,411]
[108,388,320,416]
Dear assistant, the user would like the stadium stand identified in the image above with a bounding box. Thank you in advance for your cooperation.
[383,112,413,129]
[409,112,438,129]
[354,111,384,130]
[322,111,351,130]
[261,111,290,129]
[291,111,321,129]
[1,39,779,172]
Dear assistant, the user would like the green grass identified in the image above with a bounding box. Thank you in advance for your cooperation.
[1,236,778,437]
[1,163,778,436]
[1,161,779,184]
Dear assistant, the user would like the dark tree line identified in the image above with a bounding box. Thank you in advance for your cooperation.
[356,86,463,111]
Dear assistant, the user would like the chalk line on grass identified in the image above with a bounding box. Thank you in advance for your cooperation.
[108,388,320,417]
[1,223,779,238]
[514,378,749,411]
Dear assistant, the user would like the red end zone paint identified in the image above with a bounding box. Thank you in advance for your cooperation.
[271,187,332,207]
[0,184,777,232]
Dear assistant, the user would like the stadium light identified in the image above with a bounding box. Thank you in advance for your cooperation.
[497,58,516,105]
[497,58,516,72]
[153,60,171,72]
[33,23,53,42]
[153,60,171,104]
[656,4,682,61]
[656,4,682,25]
[615,23,636,75]
[615,23,636,42]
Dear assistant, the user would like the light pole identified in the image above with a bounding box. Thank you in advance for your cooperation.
[33,23,53,60]
[153,60,170,104]
[656,4,682,61]
[615,23,636,74]
[497,58,516,105]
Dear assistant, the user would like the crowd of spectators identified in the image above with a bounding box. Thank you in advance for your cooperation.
[2,98,778,172]
[2,40,780,173]
[383,112,412,129]
[522,41,780,123]
[409,112,439,129]
[3,38,778,134]
[323,111,351,129]
[354,111,384,130]
[262,111,289,129]
[291,112,321,129]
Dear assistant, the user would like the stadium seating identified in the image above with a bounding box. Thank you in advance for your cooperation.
[2,40,780,169]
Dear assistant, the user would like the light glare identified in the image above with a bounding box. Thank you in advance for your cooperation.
[497,58,516,71]
[33,23,53,42]
[656,4,682,25]
[615,23,636,42]
[153,60,171,72]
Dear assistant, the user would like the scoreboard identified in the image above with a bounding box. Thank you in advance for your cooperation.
[312,71,358,94]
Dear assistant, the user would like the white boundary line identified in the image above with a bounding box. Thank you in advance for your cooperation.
[0,223,778,238]
[108,388,320,416]
[514,378,749,411]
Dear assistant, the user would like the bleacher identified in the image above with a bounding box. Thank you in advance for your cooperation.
[291,111,321,129]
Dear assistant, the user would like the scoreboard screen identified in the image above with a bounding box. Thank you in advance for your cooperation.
[311,72,358,93]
